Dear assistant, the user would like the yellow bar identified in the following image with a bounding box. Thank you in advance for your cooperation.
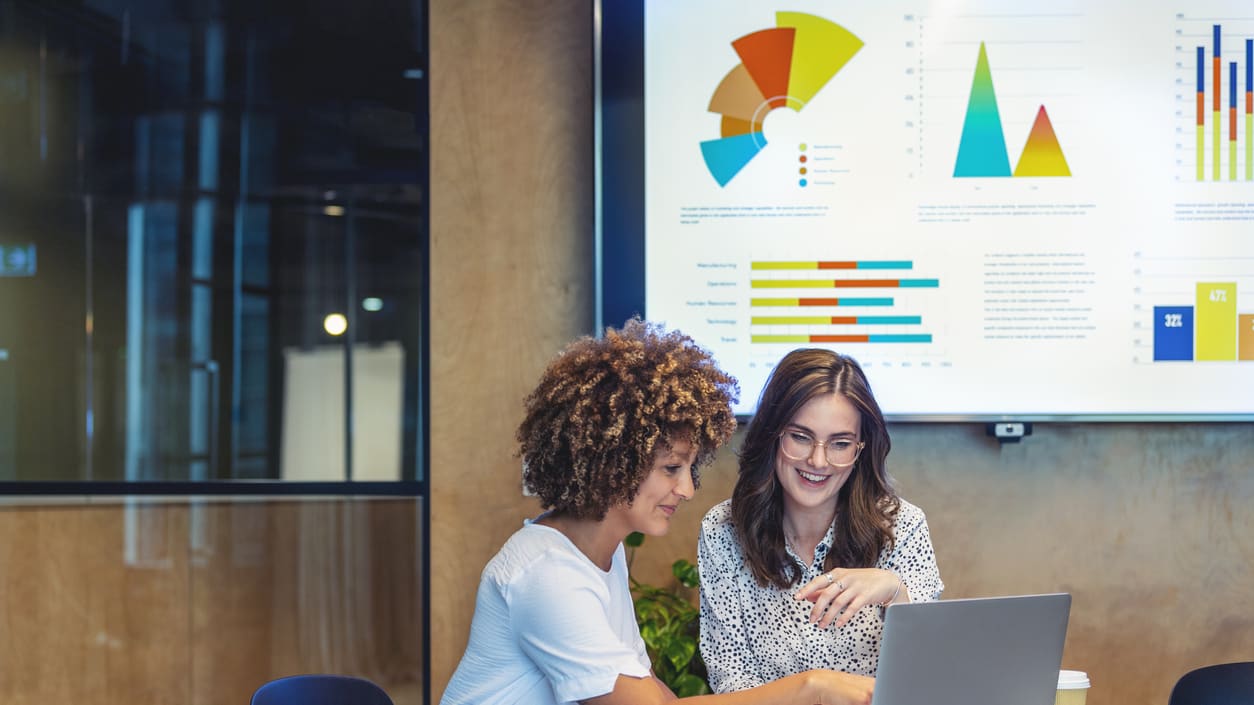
[1197,124,1205,181]
[752,316,829,325]
[1213,111,1221,180]
[1240,314,1254,361]
[1247,114,1253,181]
[752,335,811,344]
[752,279,834,288]
[1231,139,1238,181]
[752,261,818,270]
[751,297,801,306]
[1195,282,1237,360]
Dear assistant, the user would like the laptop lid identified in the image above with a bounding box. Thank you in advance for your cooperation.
[871,593,1071,705]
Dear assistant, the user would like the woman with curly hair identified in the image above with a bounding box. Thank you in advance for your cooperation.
[698,349,944,693]
[441,321,875,705]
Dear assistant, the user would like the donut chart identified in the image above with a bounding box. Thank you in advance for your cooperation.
[700,12,863,186]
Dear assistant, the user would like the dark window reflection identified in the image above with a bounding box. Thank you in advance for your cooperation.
[0,0,427,482]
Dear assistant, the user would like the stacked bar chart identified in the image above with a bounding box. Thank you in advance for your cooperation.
[1194,25,1253,181]
[749,260,937,344]
[1152,282,1254,361]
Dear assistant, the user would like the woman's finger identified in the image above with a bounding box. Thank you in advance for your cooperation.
[831,594,872,628]
[817,586,859,628]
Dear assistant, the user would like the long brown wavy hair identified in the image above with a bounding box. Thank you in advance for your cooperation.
[518,319,739,520]
[731,349,898,589]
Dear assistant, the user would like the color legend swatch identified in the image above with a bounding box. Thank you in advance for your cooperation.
[700,12,863,186]
[954,42,1071,178]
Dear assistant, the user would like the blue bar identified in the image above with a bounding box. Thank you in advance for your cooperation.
[858,316,922,325]
[856,261,913,270]
[868,334,932,343]
[839,298,894,306]
[898,279,940,288]
[1197,46,1205,93]
[1153,306,1193,361]
[1214,24,1220,59]
[1231,62,1237,108]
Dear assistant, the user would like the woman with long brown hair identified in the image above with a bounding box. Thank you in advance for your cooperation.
[698,349,943,693]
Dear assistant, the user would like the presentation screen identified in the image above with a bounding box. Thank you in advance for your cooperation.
[596,0,1254,420]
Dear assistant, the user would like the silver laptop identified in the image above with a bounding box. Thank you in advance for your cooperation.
[872,593,1071,705]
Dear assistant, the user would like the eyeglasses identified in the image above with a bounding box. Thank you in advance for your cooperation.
[777,430,864,468]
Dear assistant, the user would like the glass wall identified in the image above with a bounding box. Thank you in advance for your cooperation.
[0,0,427,483]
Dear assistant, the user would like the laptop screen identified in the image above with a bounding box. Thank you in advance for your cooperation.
[871,593,1071,705]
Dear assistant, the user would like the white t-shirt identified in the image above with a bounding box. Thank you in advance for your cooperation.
[440,518,652,705]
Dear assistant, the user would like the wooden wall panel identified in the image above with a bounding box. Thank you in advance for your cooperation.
[0,503,191,705]
[0,499,420,705]
[428,0,592,695]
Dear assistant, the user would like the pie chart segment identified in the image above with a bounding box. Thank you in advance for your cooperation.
[731,27,797,109]
[708,64,769,124]
[776,11,864,105]
[701,132,768,187]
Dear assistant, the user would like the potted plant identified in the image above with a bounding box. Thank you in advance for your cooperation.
[625,531,711,697]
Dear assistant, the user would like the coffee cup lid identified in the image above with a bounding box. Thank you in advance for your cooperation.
[1058,670,1090,689]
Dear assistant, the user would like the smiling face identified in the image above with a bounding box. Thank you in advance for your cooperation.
[773,392,862,519]
[605,437,698,538]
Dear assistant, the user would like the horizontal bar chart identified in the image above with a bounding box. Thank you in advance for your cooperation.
[749,258,938,347]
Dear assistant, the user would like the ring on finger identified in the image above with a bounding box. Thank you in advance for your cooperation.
[835,580,845,591]
[824,572,835,586]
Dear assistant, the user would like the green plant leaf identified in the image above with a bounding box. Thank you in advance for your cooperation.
[663,635,696,671]
[672,672,711,697]
[672,558,700,588]
[630,545,711,695]
[625,531,645,548]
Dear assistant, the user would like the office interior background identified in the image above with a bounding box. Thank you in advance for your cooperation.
[2,1,1251,704]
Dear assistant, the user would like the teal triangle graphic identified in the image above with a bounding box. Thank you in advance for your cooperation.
[954,42,1011,178]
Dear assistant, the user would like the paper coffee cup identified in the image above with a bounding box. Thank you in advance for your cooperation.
[1055,670,1090,705]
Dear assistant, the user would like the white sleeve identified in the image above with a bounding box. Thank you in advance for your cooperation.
[507,551,651,702]
[886,504,944,602]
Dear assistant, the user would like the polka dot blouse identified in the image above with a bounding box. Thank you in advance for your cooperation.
[697,498,944,692]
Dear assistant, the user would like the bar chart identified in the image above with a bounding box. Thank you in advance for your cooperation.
[1135,253,1254,362]
[1187,21,1253,181]
[748,260,938,345]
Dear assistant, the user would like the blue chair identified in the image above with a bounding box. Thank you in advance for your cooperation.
[250,674,394,705]
[1168,662,1254,705]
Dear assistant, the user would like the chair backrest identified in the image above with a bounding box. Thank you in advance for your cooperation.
[249,674,394,705]
[1168,662,1254,705]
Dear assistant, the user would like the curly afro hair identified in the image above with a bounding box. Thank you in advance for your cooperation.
[518,319,739,520]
